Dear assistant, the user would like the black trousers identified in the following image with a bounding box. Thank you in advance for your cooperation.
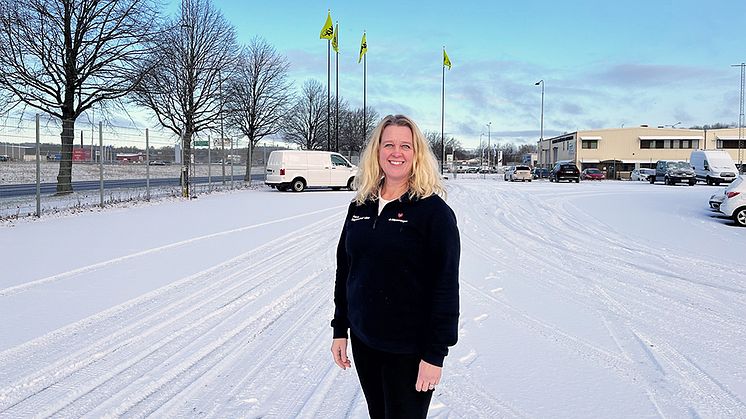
[351,333,433,419]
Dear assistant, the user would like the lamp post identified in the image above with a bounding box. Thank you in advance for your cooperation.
[479,133,484,167]
[534,80,544,167]
[486,122,492,167]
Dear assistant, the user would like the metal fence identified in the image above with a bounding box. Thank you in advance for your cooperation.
[0,114,267,219]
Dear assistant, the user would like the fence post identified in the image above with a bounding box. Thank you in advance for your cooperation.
[99,121,104,207]
[146,128,150,201]
[35,114,41,217]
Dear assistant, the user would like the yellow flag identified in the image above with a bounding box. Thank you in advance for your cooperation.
[358,33,367,63]
[319,11,333,39]
[443,49,452,70]
[332,23,339,52]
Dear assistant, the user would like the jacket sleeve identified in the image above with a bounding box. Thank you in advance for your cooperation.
[422,202,461,367]
[331,202,355,339]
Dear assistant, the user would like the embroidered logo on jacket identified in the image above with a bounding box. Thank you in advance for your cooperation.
[350,215,371,222]
[388,217,408,223]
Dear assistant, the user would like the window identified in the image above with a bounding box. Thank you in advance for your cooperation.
[640,140,669,149]
[718,139,746,149]
[331,154,350,167]
[640,139,697,149]
[582,140,598,149]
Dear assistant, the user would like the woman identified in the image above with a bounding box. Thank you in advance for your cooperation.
[331,114,460,418]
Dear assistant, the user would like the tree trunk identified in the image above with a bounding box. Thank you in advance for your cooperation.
[182,130,192,197]
[56,116,76,194]
[244,141,253,183]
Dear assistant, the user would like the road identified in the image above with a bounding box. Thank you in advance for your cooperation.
[0,174,265,198]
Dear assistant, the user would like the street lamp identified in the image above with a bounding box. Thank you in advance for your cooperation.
[535,80,544,167]
[479,133,484,167]
[486,122,492,167]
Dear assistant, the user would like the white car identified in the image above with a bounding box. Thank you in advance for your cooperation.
[719,176,746,226]
[503,166,515,181]
[709,189,726,210]
[630,168,655,181]
[508,165,532,182]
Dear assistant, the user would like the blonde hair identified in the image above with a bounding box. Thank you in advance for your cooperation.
[354,114,446,205]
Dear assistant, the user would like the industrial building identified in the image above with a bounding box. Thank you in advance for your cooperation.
[537,126,745,178]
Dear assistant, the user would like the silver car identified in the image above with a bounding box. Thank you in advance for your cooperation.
[631,168,655,181]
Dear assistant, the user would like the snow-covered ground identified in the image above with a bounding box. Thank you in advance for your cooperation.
[1,178,744,418]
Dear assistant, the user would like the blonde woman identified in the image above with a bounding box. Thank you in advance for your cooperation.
[331,114,461,418]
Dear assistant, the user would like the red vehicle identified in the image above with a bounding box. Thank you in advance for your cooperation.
[581,168,606,180]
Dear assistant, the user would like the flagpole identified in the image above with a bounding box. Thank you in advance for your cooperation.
[335,22,339,152]
[363,45,367,147]
[327,39,331,151]
[441,47,446,175]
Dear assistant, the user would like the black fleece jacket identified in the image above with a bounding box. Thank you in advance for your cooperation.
[331,193,460,367]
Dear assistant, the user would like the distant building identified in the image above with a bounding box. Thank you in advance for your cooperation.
[538,127,746,177]
[115,152,144,162]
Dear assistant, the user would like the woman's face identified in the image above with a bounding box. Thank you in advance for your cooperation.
[379,125,414,184]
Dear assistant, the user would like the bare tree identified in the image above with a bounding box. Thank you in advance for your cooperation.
[424,130,460,162]
[283,79,327,150]
[0,0,159,193]
[224,37,292,182]
[132,0,238,196]
[339,105,378,153]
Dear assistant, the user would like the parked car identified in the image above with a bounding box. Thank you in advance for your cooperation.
[0,154,9,162]
[719,176,746,226]
[503,166,515,181]
[649,160,696,185]
[709,188,726,210]
[690,150,739,185]
[148,159,167,166]
[532,167,549,179]
[550,162,580,183]
[581,168,605,180]
[508,165,532,182]
[630,168,655,181]
[265,150,357,192]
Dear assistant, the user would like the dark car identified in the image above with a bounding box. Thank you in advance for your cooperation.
[550,162,580,183]
[649,160,696,186]
[581,168,605,180]
[532,167,549,179]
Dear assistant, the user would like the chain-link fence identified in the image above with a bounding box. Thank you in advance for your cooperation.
[0,114,275,219]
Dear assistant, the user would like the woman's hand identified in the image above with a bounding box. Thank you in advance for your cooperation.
[415,360,442,392]
[331,338,351,370]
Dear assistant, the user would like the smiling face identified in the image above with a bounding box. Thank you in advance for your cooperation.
[378,125,415,185]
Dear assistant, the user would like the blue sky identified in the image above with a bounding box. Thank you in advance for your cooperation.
[180,0,746,148]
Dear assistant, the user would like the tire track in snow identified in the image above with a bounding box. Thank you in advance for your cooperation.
[0,212,344,417]
[454,182,746,337]
[452,181,746,416]
[89,268,331,418]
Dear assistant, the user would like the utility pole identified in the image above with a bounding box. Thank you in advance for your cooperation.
[732,63,745,167]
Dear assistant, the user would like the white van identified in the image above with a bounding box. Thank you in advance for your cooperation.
[689,150,739,185]
[265,150,357,192]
